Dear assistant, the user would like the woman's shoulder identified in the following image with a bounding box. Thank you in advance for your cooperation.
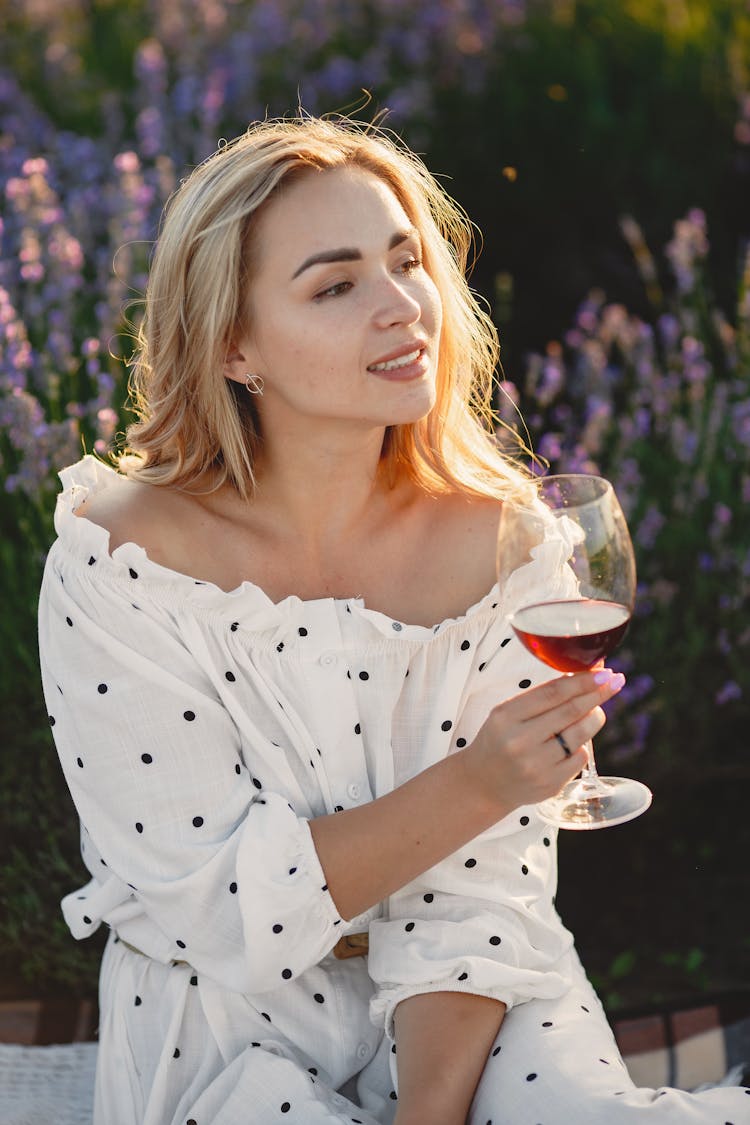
[405,489,500,619]
[72,463,194,568]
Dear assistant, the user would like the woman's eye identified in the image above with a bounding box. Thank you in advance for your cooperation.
[315,280,352,300]
[398,257,422,274]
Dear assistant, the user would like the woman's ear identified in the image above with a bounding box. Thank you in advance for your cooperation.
[223,341,256,386]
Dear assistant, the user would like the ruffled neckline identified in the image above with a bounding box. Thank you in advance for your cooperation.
[53,456,502,640]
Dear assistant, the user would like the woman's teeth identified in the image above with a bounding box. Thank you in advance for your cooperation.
[369,349,421,372]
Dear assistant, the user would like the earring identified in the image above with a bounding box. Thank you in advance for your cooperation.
[244,373,264,395]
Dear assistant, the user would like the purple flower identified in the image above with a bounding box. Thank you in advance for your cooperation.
[715,680,742,706]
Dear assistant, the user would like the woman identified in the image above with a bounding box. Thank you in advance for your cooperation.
[38,117,748,1124]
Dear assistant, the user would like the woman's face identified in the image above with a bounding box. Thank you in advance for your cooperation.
[227,166,443,435]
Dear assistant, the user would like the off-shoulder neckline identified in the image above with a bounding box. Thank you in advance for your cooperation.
[54,455,501,637]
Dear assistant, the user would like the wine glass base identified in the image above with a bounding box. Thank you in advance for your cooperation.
[536,776,653,830]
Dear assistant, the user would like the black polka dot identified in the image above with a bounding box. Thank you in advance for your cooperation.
[276,642,284,652]
[298,627,308,637]
[272,924,283,934]
[252,778,262,789]
[543,836,551,846]
[183,710,195,721]
[492,1045,501,1057]
[542,1020,553,1027]
[225,671,236,682]
[389,1092,398,1101]
[229,882,237,894]
[77,757,84,768]
[458,972,468,981]
[48,714,56,727]
[88,556,96,565]
[334,805,344,812]
[392,621,402,631]
[176,940,186,949]
[460,640,470,651]
[173,1048,180,1058]
[314,993,325,1004]
[519,678,532,689]
[456,737,467,748]
[230,622,239,631]
[423,893,434,903]
[82,915,92,924]
[66,616,73,627]
[600,1058,610,1064]
[261,1012,271,1021]
[405,922,415,932]
[135,822,143,833]
[441,719,453,731]
[129,568,138,579]
[235,763,241,775]
[288,866,297,875]
[187,1119,196,1124]
[522,864,529,875]
[190,975,198,986]
[308,1067,318,1075]
[97,683,108,694]
[359,670,369,681]
[134,995,142,1006]
[489,935,501,946]
[354,723,361,735]
[526,1072,537,1081]
[501,637,511,647]
[581,1005,590,1012]
[281,968,292,979]
[192,816,204,828]
[321,884,328,892]
[141,753,153,764]
[464,858,477,868]
[520,815,530,826]
[479,661,487,671]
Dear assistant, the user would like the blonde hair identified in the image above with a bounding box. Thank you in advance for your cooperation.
[119,115,534,504]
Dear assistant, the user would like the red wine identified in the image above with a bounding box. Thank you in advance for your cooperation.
[511,599,631,673]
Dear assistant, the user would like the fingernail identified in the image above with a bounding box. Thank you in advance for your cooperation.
[593,669,614,685]
[610,672,626,691]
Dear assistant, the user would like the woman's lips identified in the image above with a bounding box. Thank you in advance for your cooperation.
[367,347,428,380]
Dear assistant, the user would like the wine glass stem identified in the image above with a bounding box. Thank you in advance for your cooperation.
[578,740,603,792]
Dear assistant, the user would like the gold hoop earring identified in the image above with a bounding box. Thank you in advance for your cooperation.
[244,374,264,395]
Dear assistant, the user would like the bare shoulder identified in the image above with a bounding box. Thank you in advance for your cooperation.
[74,473,186,559]
[414,490,501,613]
[436,491,501,567]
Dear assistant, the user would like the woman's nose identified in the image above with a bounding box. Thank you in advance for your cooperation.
[371,276,421,328]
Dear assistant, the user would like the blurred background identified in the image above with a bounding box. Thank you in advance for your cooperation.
[0,0,748,1015]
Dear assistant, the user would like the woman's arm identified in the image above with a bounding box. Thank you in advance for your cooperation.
[391,991,506,1125]
[310,667,619,920]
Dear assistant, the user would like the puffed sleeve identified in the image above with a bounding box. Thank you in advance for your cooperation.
[368,513,582,1037]
[38,539,344,996]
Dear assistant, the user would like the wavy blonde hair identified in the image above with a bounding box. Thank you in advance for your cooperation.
[119,115,534,504]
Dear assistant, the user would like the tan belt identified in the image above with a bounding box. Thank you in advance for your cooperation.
[332,931,369,959]
[117,932,369,962]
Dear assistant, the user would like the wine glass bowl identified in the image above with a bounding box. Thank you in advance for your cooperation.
[497,474,652,830]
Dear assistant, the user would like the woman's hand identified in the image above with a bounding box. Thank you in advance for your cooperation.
[461,668,625,813]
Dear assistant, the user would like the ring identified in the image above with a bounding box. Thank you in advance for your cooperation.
[554,731,572,756]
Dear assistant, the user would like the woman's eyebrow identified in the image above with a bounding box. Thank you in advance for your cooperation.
[290,228,418,280]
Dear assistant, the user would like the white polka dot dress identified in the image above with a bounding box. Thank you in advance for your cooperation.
[38,458,749,1124]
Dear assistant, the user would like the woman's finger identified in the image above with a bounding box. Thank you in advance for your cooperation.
[505,668,623,722]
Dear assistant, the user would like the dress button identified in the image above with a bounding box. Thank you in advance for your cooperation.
[356,1042,370,1060]
[319,652,338,667]
[347,782,361,800]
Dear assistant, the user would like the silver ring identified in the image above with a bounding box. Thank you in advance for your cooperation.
[554,731,572,756]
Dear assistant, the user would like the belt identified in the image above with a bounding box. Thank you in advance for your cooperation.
[332,931,369,959]
[117,931,369,962]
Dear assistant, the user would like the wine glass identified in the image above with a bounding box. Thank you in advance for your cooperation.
[496,473,652,829]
